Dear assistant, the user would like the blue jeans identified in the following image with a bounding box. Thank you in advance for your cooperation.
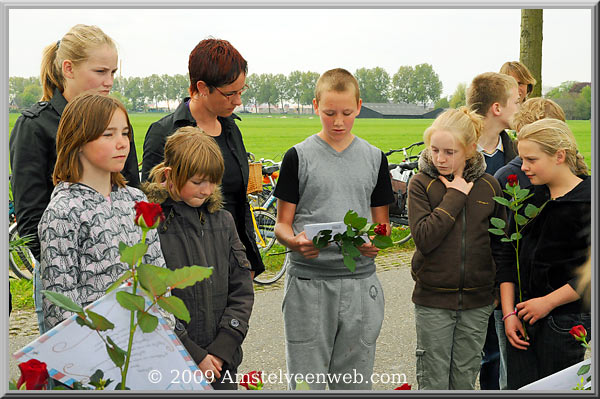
[506,312,591,389]
[33,260,47,334]
[479,313,500,389]
[493,309,508,390]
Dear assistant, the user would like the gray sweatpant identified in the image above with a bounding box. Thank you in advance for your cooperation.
[282,272,385,390]
[414,303,495,390]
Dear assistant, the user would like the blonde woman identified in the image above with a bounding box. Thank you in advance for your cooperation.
[500,61,537,103]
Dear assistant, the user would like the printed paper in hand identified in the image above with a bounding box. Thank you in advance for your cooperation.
[12,284,212,390]
[304,221,346,240]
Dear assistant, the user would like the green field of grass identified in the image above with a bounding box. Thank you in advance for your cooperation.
[9,112,593,168]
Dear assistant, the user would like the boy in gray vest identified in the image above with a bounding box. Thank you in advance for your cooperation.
[273,68,394,390]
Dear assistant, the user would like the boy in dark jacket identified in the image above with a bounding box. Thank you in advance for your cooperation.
[144,127,254,390]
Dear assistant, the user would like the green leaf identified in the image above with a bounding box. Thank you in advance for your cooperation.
[343,210,358,226]
[165,266,213,290]
[89,369,104,384]
[137,310,159,333]
[75,315,94,329]
[514,214,528,226]
[106,336,127,356]
[106,341,125,368]
[105,270,133,294]
[351,216,367,230]
[353,236,366,246]
[516,188,530,200]
[510,232,522,241]
[116,291,146,312]
[524,203,540,218]
[42,290,84,313]
[158,295,191,322]
[9,381,17,390]
[114,382,131,390]
[488,228,505,236]
[490,217,506,229]
[577,364,590,376]
[86,310,115,331]
[342,241,361,258]
[372,234,393,249]
[343,254,356,273]
[493,196,511,207]
[312,230,331,249]
[119,242,148,266]
[345,227,356,238]
[501,237,513,242]
[138,264,168,297]
[295,380,310,390]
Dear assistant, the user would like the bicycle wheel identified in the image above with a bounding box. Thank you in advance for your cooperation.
[254,247,288,285]
[253,210,277,253]
[8,224,35,280]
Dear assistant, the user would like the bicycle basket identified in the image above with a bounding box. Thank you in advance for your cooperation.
[247,162,263,194]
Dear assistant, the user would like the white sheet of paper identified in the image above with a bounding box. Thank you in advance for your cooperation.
[304,221,347,240]
[519,359,591,390]
[13,284,212,391]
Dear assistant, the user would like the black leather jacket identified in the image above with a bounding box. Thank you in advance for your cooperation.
[141,99,265,276]
[9,89,140,259]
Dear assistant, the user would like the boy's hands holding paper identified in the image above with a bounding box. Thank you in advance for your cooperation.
[275,200,321,259]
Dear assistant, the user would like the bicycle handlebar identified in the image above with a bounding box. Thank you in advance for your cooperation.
[384,141,424,157]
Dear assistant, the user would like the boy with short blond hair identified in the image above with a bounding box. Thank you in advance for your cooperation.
[273,68,394,390]
[466,71,520,390]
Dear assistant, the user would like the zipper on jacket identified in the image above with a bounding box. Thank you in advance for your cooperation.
[458,207,466,309]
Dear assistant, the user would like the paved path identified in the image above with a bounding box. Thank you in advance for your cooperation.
[9,249,417,390]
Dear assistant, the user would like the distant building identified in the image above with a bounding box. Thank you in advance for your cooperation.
[357,102,444,119]
[569,82,591,94]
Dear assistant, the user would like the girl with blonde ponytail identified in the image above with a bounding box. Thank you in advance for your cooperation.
[495,118,591,389]
[9,24,140,335]
[408,106,507,390]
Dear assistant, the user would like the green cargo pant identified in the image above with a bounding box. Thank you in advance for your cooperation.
[414,303,494,390]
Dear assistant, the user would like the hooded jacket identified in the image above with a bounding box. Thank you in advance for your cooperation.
[495,176,590,315]
[144,182,254,370]
[408,149,506,310]
[39,182,164,331]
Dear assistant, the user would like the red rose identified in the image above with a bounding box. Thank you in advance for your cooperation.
[394,383,411,390]
[134,201,165,230]
[374,224,387,236]
[239,370,263,390]
[570,325,587,341]
[16,359,49,390]
[507,174,518,187]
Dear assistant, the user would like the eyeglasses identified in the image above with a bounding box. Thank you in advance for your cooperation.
[214,84,249,100]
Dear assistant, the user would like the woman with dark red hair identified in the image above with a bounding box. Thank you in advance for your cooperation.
[142,38,265,280]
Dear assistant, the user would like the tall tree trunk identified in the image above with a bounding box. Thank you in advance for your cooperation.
[520,9,543,98]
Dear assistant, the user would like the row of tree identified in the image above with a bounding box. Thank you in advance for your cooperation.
[9,64,443,112]
[9,72,590,119]
[433,81,591,120]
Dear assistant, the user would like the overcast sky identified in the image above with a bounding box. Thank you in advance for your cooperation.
[8,7,592,97]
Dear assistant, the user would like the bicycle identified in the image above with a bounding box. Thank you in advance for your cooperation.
[385,141,424,245]
[8,176,36,280]
[249,193,288,285]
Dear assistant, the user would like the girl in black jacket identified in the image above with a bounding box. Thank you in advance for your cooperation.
[495,118,591,389]
[9,24,139,335]
[144,127,254,390]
